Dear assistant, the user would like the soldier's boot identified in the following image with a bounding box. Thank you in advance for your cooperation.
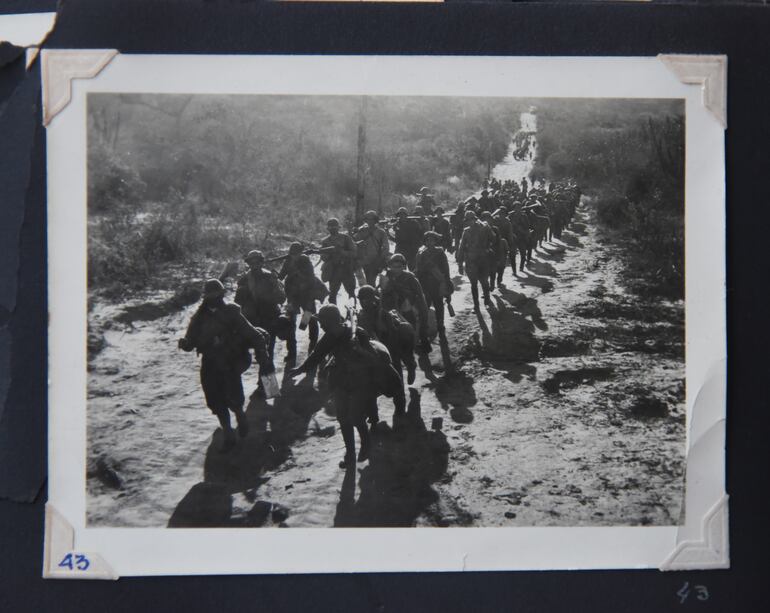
[308,319,319,353]
[233,406,249,438]
[339,424,357,469]
[356,422,371,462]
[393,389,407,417]
[406,354,417,385]
[418,336,432,355]
[284,338,297,363]
[497,268,505,287]
[471,284,481,313]
[216,412,236,453]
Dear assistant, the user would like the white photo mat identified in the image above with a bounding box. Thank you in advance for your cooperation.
[44,54,726,577]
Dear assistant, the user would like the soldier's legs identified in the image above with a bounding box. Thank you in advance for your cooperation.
[223,368,249,439]
[363,263,381,286]
[470,280,480,310]
[510,248,517,276]
[342,275,357,302]
[328,279,342,304]
[478,264,492,305]
[429,290,445,333]
[201,362,237,451]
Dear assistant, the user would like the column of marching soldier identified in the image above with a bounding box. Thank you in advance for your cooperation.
[178,179,582,467]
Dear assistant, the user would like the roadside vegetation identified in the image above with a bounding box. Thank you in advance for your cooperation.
[87,94,521,296]
[531,98,685,299]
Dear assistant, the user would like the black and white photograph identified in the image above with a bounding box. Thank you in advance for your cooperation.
[85,93,686,530]
[44,54,726,575]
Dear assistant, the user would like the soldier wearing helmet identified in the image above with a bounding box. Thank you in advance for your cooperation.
[392,207,423,270]
[414,231,453,337]
[235,249,286,362]
[278,242,328,361]
[319,218,357,305]
[431,205,453,253]
[457,209,496,311]
[353,210,390,285]
[288,304,400,469]
[379,253,431,354]
[178,279,275,452]
[416,186,436,216]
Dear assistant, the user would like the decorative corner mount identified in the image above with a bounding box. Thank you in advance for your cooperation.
[41,49,119,126]
[43,504,118,579]
[658,54,727,129]
[660,495,730,571]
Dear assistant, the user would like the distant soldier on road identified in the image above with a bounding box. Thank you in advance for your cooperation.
[431,205,454,252]
[412,205,432,235]
[416,186,436,216]
[178,279,275,452]
[392,207,423,271]
[320,218,357,305]
[354,210,390,286]
[457,210,495,311]
[477,189,495,214]
[379,253,432,354]
[235,250,286,360]
[414,231,453,337]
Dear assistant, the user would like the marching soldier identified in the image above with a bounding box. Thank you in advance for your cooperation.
[357,285,417,387]
[416,186,436,216]
[320,217,357,305]
[491,207,518,277]
[412,205,432,235]
[431,205,453,252]
[354,210,390,285]
[457,210,495,311]
[379,253,432,354]
[178,279,275,452]
[277,242,328,360]
[392,207,423,271]
[235,250,286,360]
[477,189,495,214]
[414,231,453,337]
[287,305,401,468]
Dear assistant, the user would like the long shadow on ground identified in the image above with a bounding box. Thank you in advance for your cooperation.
[334,390,450,527]
[168,376,326,527]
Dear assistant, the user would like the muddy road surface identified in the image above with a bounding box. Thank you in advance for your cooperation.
[86,200,685,529]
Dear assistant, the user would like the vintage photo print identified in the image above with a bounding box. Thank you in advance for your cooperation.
[45,54,726,576]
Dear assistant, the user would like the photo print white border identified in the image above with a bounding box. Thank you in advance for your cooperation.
[44,53,726,577]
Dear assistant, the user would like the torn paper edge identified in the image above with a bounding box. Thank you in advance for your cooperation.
[43,504,118,579]
[658,54,727,129]
[41,49,119,126]
[0,12,57,48]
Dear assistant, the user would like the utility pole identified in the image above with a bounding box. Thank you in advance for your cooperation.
[354,96,368,226]
[487,140,492,183]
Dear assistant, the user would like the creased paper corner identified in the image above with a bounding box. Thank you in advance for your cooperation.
[660,495,729,570]
[659,359,728,571]
[658,54,727,129]
[41,49,119,126]
[43,504,118,580]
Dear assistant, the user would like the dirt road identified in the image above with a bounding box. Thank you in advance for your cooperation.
[87,199,685,528]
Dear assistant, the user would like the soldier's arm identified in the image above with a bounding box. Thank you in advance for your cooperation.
[411,276,430,322]
[277,259,290,280]
[291,331,334,374]
[232,309,275,373]
[178,311,201,352]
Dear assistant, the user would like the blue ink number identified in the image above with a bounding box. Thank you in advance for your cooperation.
[58,553,90,571]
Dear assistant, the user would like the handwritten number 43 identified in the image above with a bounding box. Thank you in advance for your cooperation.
[58,553,90,571]
[677,582,709,604]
